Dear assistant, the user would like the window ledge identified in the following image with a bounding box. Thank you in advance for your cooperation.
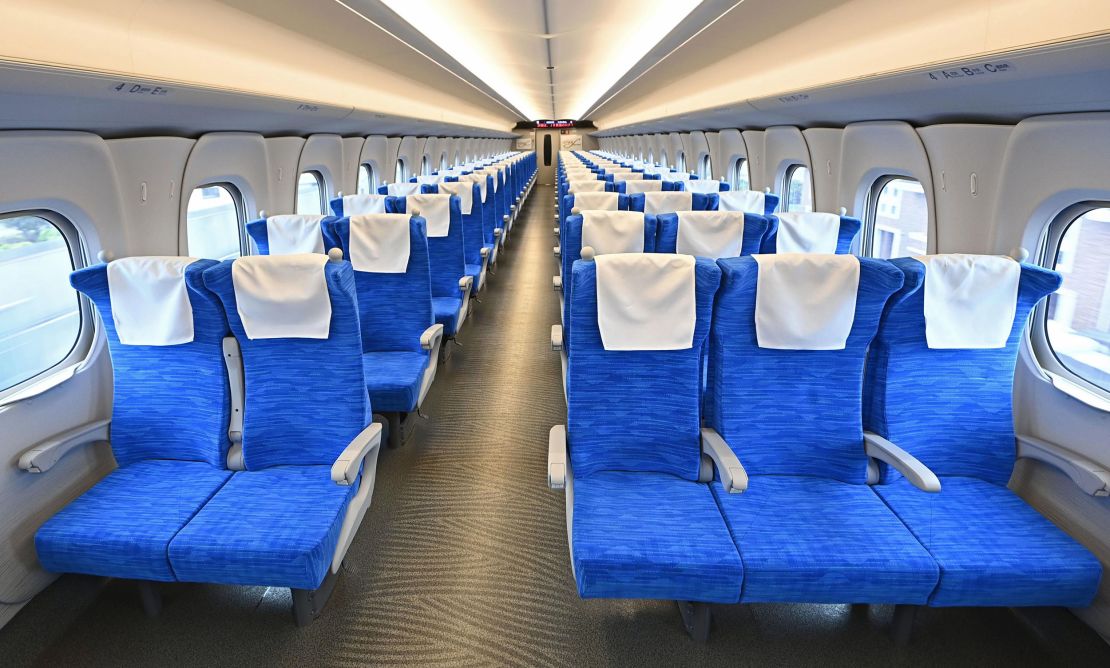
[1046,371,1110,413]
[0,363,81,408]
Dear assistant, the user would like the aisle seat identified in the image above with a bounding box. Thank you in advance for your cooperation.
[763,212,860,254]
[246,214,336,255]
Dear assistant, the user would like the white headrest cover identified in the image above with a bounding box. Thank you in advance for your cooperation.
[572,192,620,211]
[669,172,692,181]
[684,180,722,194]
[624,180,664,193]
[480,169,500,192]
[754,254,860,350]
[349,214,411,274]
[915,254,1020,349]
[595,253,696,351]
[107,256,197,346]
[643,191,694,215]
[387,182,422,197]
[581,211,645,256]
[231,254,331,340]
[265,215,326,255]
[437,181,474,215]
[461,174,488,202]
[718,190,765,214]
[676,211,745,259]
[342,194,387,216]
[774,212,841,254]
[408,193,452,237]
[415,175,441,185]
[569,180,606,193]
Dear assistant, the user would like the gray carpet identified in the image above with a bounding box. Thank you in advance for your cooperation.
[1,185,1107,667]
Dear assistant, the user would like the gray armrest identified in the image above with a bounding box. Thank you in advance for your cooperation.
[1017,434,1110,497]
[700,427,748,493]
[480,247,490,260]
[331,422,384,486]
[554,246,561,259]
[548,425,567,489]
[553,227,560,236]
[222,337,243,446]
[864,432,941,492]
[458,276,473,293]
[19,418,111,473]
[420,323,445,352]
[553,275,562,291]
[551,324,563,351]
[503,214,510,223]
[494,228,502,237]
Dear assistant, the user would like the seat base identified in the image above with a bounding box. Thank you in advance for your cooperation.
[677,601,711,642]
[292,562,342,627]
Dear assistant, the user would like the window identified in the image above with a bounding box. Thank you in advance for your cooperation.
[699,155,712,180]
[186,185,244,260]
[865,177,928,259]
[783,164,813,213]
[730,159,751,191]
[1041,206,1110,394]
[647,151,654,164]
[395,160,407,184]
[676,152,687,173]
[440,155,447,171]
[295,171,325,216]
[357,164,376,195]
[660,151,668,168]
[421,156,430,175]
[0,213,84,393]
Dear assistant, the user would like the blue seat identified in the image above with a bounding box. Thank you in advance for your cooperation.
[177,255,381,624]
[432,180,488,293]
[36,259,232,583]
[329,214,442,418]
[629,191,716,215]
[387,193,471,338]
[329,193,388,218]
[245,215,336,255]
[552,255,743,632]
[655,211,769,257]
[865,257,1102,608]
[762,213,860,253]
[707,256,939,606]
[715,190,781,216]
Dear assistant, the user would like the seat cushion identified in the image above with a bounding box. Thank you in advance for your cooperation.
[875,476,1102,607]
[168,465,357,590]
[464,263,483,294]
[572,471,743,603]
[362,351,429,413]
[713,476,939,604]
[432,296,462,336]
[36,460,232,582]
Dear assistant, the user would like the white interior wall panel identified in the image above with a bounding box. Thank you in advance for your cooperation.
[263,137,307,217]
[360,135,391,185]
[298,134,345,202]
[107,137,195,256]
[801,128,844,214]
[340,137,367,196]
[178,132,270,253]
[715,129,748,184]
[762,126,812,196]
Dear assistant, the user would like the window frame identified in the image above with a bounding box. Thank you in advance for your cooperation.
[186,182,247,260]
[861,175,929,259]
[295,170,326,216]
[357,163,376,195]
[699,155,712,180]
[730,158,751,191]
[395,160,407,184]
[1031,201,1110,406]
[782,163,813,213]
[0,209,94,404]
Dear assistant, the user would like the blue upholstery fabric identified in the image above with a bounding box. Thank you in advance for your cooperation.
[654,212,769,256]
[432,297,461,336]
[168,465,356,590]
[628,192,716,213]
[245,217,335,255]
[875,476,1101,606]
[429,183,486,271]
[707,257,904,483]
[572,471,743,602]
[387,195,467,335]
[202,260,370,470]
[762,215,861,254]
[865,259,1063,485]
[362,351,428,413]
[712,476,939,604]
[36,460,232,582]
[69,261,231,467]
[330,217,433,354]
[560,213,658,325]
[567,258,720,480]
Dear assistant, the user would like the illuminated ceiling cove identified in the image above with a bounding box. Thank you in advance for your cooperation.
[376,0,702,120]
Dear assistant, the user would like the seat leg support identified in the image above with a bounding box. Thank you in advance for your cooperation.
[137,581,162,618]
[677,601,711,642]
[292,566,341,627]
[891,604,917,646]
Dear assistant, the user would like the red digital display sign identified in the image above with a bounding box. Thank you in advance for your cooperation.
[535,119,576,128]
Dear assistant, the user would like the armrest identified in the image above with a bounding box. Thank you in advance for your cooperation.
[480,247,490,260]
[700,427,748,493]
[420,323,445,352]
[19,418,111,473]
[551,324,563,351]
[458,276,473,293]
[552,276,562,291]
[554,246,561,258]
[1017,434,1110,497]
[494,229,502,237]
[331,422,384,486]
[553,226,560,236]
[864,432,941,492]
[548,424,567,489]
[503,214,510,223]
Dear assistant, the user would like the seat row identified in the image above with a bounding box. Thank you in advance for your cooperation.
[547,250,1102,642]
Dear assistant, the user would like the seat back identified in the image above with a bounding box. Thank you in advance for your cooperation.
[630,191,716,216]
[71,258,230,467]
[708,255,905,483]
[655,211,769,258]
[246,215,335,255]
[202,255,369,470]
[567,255,721,481]
[716,190,780,216]
[864,257,1062,486]
[331,215,434,353]
[329,194,388,218]
[763,213,860,254]
[387,193,466,299]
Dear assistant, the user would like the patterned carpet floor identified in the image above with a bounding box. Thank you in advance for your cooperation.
[2,185,1108,667]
